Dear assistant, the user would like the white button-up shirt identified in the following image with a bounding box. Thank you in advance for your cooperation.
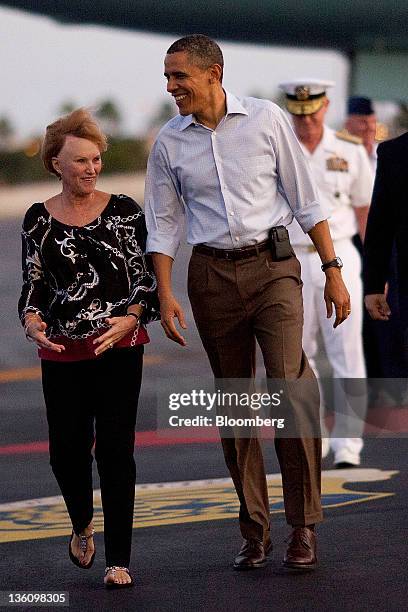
[145,91,325,258]
[288,126,374,245]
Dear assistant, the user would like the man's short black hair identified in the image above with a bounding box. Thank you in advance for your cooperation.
[167,34,224,82]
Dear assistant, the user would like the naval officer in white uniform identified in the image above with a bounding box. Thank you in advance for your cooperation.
[279,79,374,467]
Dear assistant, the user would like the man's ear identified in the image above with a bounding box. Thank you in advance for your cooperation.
[209,63,222,84]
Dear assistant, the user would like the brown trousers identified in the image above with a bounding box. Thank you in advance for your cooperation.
[188,248,323,545]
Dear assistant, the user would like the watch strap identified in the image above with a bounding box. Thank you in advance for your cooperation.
[321,257,342,272]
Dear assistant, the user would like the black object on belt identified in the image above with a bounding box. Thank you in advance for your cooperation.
[193,239,269,261]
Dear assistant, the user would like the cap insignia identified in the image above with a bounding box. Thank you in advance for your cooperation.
[295,86,310,101]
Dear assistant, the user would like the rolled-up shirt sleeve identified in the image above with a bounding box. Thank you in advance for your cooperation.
[144,140,185,259]
[271,107,326,233]
[18,228,48,324]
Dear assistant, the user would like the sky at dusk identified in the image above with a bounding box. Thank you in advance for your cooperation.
[0,6,349,139]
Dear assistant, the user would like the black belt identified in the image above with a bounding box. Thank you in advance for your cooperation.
[193,239,269,261]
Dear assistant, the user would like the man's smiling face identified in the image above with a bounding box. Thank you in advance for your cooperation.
[164,51,213,117]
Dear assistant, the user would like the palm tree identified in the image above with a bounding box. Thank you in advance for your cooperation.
[58,101,77,115]
[149,100,176,128]
[394,102,408,135]
[0,115,14,150]
[95,99,122,137]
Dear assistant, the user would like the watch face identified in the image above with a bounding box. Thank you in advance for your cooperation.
[321,256,344,271]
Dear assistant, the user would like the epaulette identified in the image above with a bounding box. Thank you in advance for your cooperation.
[335,129,363,145]
[374,122,389,142]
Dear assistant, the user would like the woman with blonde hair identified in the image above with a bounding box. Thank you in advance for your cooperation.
[18,109,159,588]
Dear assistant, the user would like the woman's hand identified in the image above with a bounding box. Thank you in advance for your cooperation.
[24,314,65,352]
[93,315,140,356]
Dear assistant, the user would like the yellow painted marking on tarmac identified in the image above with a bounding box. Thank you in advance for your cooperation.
[0,366,41,383]
[0,355,163,384]
[0,470,398,543]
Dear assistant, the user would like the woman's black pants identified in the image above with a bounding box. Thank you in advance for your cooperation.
[41,346,143,567]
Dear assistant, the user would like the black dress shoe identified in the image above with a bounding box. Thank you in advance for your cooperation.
[335,461,357,469]
[283,527,317,571]
[233,538,272,570]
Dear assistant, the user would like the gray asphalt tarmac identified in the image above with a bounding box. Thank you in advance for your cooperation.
[1,215,407,612]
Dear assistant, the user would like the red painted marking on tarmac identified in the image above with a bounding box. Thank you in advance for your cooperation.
[325,407,408,434]
[0,428,220,456]
[1,408,407,456]
[0,441,49,455]
[137,428,220,446]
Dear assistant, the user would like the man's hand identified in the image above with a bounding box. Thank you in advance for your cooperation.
[364,294,391,321]
[307,221,351,327]
[24,314,65,352]
[159,293,187,346]
[323,269,351,328]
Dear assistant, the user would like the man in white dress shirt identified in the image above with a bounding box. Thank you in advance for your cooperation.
[279,79,374,467]
[145,37,350,571]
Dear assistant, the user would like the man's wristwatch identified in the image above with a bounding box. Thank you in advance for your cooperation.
[321,256,343,272]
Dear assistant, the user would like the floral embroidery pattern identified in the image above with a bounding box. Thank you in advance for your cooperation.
[18,195,159,340]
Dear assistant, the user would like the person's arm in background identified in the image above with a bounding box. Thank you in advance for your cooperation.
[364,142,396,320]
[271,106,350,327]
[144,140,187,346]
[354,205,370,242]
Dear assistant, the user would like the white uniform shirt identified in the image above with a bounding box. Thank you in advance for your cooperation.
[288,126,374,245]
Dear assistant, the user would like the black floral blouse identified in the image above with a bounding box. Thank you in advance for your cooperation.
[18,194,160,341]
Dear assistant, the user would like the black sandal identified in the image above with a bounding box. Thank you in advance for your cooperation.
[104,566,134,589]
[68,528,95,569]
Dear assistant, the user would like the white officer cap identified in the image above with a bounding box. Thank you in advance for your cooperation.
[278,78,335,115]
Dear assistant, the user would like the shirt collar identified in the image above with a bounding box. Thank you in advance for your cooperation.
[176,90,248,131]
[321,125,336,152]
[225,90,248,117]
[300,125,334,157]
